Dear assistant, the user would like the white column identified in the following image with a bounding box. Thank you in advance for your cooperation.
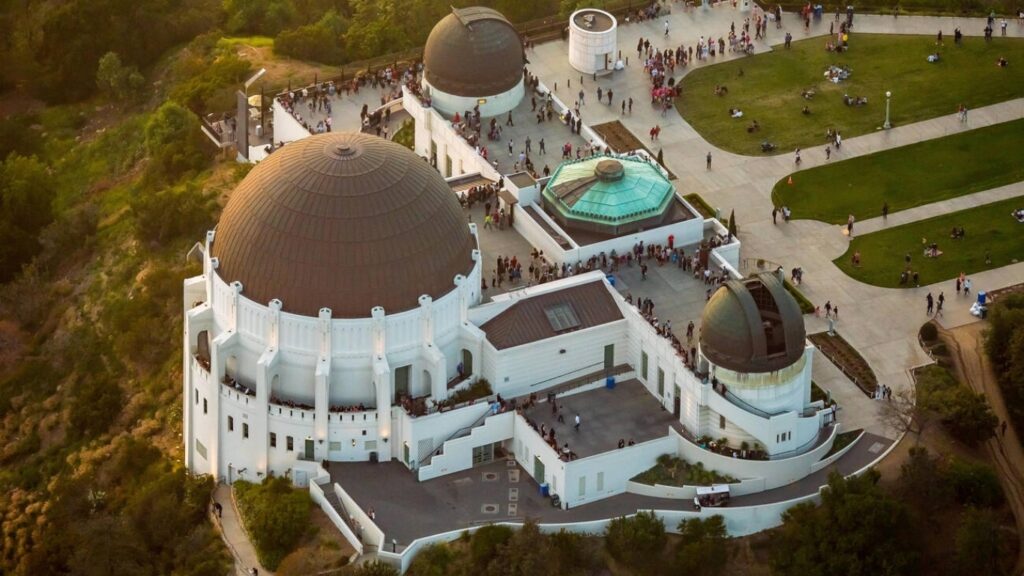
[315,308,332,457]
[371,307,391,452]
[209,330,239,481]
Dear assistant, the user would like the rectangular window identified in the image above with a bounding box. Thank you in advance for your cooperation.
[270,432,277,448]
[203,398,207,414]
[195,389,198,404]
[228,416,234,432]
[658,368,665,397]
[597,471,605,492]
[195,439,207,459]
[287,436,294,451]
[642,352,649,381]
[578,475,586,497]
[720,415,726,430]
[242,423,249,439]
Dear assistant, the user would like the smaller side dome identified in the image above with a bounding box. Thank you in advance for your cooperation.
[699,273,806,373]
[423,7,524,97]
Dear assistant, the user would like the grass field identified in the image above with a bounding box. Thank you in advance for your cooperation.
[772,118,1024,224]
[677,34,1024,155]
[834,196,1024,288]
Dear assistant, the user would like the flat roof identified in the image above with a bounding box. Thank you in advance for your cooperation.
[482,280,623,349]
[573,10,615,32]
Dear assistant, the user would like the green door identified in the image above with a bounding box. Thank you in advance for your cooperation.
[604,344,614,371]
[533,455,545,484]
[304,438,314,461]
[394,365,410,399]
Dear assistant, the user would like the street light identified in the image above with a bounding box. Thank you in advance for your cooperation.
[883,90,892,130]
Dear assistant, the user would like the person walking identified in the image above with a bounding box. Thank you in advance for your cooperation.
[935,294,944,317]
[825,145,831,160]
[665,19,670,36]
[824,300,832,318]
[574,413,581,431]
[506,111,514,127]
[794,148,802,165]
[964,278,972,295]
[882,202,889,219]
[539,138,546,154]
[579,89,585,105]
[772,207,778,224]
[926,292,934,316]
[706,151,712,170]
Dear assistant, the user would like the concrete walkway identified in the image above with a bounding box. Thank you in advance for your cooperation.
[854,180,1024,235]
[213,484,273,576]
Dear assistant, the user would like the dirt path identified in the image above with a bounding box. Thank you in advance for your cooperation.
[940,322,1024,575]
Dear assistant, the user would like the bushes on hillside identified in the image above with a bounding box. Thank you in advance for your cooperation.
[234,476,311,570]
[605,511,667,571]
[917,364,997,445]
[0,154,57,283]
[985,294,1024,433]
[144,101,212,183]
[275,10,347,64]
[771,469,920,576]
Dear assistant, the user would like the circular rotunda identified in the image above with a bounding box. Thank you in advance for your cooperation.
[569,8,617,74]
[423,6,525,117]
[698,272,810,414]
[212,132,476,318]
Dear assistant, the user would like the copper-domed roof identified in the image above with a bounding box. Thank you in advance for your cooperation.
[424,7,524,98]
[211,133,476,318]
[699,273,806,373]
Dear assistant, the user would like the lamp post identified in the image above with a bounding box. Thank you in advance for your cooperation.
[883,90,892,130]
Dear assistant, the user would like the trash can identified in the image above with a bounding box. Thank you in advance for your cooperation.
[606,376,616,389]
[978,291,987,305]
[814,5,823,17]
[981,306,988,319]
[540,483,550,497]
[606,274,616,287]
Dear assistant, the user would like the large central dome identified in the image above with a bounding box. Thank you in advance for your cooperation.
[424,7,524,98]
[211,133,476,318]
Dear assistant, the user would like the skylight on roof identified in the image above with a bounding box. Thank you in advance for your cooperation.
[544,302,581,333]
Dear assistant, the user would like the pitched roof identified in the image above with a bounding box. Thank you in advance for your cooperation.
[482,280,624,350]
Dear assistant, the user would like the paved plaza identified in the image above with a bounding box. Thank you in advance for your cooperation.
[523,379,683,458]
[329,429,891,547]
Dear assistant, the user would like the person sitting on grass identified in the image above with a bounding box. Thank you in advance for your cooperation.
[747,119,761,133]
[714,85,729,96]
[729,107,744,118]
[927,52,941,63]
[802,105,812,115]
[1013,208,1024,222]
[997,57,1008,68]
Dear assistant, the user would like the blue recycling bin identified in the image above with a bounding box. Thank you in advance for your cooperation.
[540,483,550,497]
[606,376,617,389]
[606,273,616,287]
[978,291,987,305]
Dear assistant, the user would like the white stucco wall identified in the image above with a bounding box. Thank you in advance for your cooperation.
[569,10,618,74]
[424,77,525,118]
[272,99,312,144]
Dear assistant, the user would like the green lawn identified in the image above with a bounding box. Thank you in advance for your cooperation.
[834,196,1024,288]
[677,34,1024,155]
[772,118,1024,224]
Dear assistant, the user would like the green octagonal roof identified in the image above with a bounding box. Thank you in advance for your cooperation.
[542,155,674,226]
